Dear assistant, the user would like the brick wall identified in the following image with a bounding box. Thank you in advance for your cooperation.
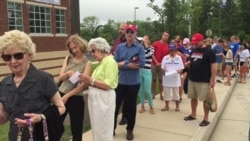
[0,0,75,52]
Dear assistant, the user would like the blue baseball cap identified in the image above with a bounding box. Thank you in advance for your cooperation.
[169,43,176,50]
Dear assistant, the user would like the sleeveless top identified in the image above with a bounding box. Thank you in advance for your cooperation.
[59,55,88,96]
[225,50,233,63]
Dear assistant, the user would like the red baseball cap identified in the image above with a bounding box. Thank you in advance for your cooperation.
[126,24,137,32]
[191,33,204,45]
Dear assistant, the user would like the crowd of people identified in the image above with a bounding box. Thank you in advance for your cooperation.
[0,23,250,141]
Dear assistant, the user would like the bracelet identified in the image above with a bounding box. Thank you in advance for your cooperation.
[90,78,95,86]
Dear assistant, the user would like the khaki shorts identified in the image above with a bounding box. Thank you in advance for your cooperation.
[151,65,163,80]
[187,80,210,101]
[216,63,222,71]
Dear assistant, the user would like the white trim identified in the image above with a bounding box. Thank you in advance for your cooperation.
[29,33,53,37]
[55,34,68,37]
[54,6,67,10]
[26,1,52,8]
[7,0,24,3]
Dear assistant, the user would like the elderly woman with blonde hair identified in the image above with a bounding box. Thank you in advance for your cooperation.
[78,37,118,141]
[0,30,65,141]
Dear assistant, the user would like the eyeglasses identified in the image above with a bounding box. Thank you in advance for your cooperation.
[126,30,134,34]
[1,52,26,61]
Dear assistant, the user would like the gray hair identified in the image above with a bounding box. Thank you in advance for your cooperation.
[88,37,110,53]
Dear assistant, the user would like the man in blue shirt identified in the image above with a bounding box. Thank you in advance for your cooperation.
[230,36,240,77]
[213,39,224,83]
[114,24,145,140]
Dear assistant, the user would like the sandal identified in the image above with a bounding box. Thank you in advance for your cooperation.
[139,108,145,113]
[175,108,180,112]
[199,120,210,126]
[184,115,196,121]
[161,107,169,111]
[150,108,155,114]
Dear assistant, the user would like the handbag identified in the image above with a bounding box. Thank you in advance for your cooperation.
[57,55,71,87]
[205,88,218,112]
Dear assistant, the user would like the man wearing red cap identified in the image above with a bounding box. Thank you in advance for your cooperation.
[114,24,145,140]
[184,33,216,126]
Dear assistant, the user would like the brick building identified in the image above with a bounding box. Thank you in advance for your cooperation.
[0,0,80,52]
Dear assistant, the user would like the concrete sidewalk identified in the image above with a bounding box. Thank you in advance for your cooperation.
[209,78,250,141]
[82,77,238,141]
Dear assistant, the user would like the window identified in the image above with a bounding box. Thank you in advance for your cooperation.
[8,2,23,31]
[29,5,51,33]
[55,9,66,34]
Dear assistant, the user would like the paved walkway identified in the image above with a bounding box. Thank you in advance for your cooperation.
[82,76,240,141]
[209,78,250,141]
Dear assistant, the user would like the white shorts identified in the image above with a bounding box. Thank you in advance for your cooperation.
[163,86,179,101]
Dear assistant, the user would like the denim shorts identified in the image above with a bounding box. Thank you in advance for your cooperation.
[225,62,233,66]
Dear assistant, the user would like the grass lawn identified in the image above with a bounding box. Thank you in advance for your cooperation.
[0,122,91,141]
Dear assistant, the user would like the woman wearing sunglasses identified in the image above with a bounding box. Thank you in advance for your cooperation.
[0,30,65,141]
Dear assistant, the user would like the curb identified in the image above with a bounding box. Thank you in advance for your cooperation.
[190,78,238,141]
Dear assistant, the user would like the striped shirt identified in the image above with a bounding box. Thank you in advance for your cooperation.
[143,46,154,70]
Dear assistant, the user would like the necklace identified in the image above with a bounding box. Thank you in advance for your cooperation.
[14,81,20,83]
[14,78,23,83]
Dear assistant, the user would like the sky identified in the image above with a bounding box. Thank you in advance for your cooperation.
[79,0,165,24]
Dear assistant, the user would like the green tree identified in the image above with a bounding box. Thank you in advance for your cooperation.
[163,0,181,38]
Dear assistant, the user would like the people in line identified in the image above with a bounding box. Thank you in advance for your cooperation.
[212,39,225,83]
[238,42,250,83]
[114,24,145,140]
[58,35,92,141]
[151,32,169,100]
[111,22,128,125]
[138,35,155,114]
[161,43,184,112]
[223,40,233,86]
[184,33,216,127]
[78,37,118,141]
[0,30,65,141]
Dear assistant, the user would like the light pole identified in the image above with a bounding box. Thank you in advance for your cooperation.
[134,7,139,22]
[184,14,192,38]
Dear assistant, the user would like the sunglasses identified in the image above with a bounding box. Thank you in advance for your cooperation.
[1,52,26,61]
[126,30,134,34]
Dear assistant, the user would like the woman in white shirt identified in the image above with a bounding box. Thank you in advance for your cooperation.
[161,43,184,112]
[238,43,250,83]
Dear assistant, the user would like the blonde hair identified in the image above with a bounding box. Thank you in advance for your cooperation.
[66,35,88,54]
[88,37,111,53]
[0,30,36,59]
